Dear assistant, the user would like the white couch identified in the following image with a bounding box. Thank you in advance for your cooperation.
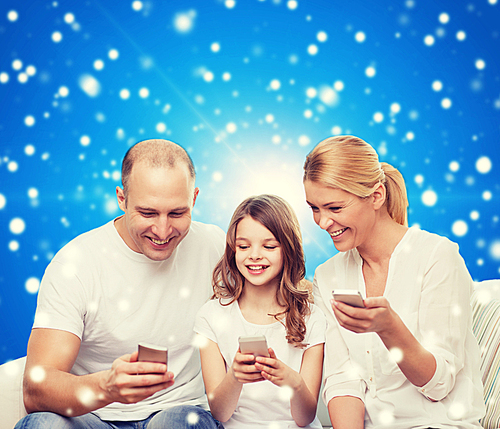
[2,280,500,429]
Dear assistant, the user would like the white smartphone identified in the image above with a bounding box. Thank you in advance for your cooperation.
[238,335,270,358]
[138,342,168,365]
[332,289,365,308]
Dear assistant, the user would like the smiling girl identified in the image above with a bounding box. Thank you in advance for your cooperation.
[194,194,326,428]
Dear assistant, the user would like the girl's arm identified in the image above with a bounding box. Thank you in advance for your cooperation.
[255,343,324,427]
[199,336,265,423]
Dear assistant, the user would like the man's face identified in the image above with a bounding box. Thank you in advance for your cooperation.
[116,161,198,261]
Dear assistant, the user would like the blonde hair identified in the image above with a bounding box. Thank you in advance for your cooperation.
[213,194,310,347]
[303,135,408,226]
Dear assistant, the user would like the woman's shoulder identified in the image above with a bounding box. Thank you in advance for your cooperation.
[403,226,459,255]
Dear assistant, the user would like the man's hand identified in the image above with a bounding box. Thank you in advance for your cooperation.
[100,351,175,404]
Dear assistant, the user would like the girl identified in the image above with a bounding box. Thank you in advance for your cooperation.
[303,135,484,428]
[194,194,326,428]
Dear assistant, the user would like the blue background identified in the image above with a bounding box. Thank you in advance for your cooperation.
[1,0,499,364]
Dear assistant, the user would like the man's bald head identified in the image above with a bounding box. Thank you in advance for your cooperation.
[121,139,196,200]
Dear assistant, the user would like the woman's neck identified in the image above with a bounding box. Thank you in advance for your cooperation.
[357,211,408,267]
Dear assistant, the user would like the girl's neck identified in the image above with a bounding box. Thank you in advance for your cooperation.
[238,279,285,325]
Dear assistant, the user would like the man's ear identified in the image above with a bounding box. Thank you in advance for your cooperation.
[372,183,386,210]
[192,187,200,207]
[116,186,126,212]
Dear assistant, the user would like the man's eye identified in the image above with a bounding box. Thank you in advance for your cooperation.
[140,212,155,217]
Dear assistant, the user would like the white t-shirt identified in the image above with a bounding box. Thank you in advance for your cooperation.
[194,299,326,429]
[33,219,225,421]
[314,226,485,429]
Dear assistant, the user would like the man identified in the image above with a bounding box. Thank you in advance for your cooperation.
[16,139,225,428]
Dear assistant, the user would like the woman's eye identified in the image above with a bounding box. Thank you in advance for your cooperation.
[329,207,342,212]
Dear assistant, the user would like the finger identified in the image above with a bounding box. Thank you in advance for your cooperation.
[235,352,257,364]
[363,296,388,309]
[268,348,276,359]
[133,361,168,374]
[255,362,277,375]
[129,351,139,362]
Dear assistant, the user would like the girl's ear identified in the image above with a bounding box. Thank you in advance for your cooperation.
[372,183,386,210]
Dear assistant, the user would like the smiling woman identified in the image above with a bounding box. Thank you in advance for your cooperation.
[303,135,485,429]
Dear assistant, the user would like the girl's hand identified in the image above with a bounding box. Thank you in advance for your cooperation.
[254,348,302,390]
[331,296,397,336]
[230,349,265,384]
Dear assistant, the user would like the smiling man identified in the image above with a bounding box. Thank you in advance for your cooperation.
[16,140,225,429]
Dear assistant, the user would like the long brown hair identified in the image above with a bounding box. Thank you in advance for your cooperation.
[213,194,310,347]
[303,135,408,226]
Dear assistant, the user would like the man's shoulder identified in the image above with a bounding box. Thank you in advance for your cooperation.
[187,221,225,244]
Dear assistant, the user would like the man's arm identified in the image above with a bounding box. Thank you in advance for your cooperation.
[23,328,175,417]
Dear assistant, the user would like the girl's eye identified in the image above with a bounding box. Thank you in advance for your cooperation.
[264,246,277,250]
[238,245,249,250]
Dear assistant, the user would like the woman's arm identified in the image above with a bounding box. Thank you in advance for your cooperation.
[255,343,323,427]
[328,396,365,429]
[332,298,437,387]
[198,336,264,423]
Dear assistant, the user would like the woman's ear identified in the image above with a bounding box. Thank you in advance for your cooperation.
[372,183,386,210]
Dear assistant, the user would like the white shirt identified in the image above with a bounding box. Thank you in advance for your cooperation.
[314,226,484,428]
[34,219,225,421]
[194,299,326,428]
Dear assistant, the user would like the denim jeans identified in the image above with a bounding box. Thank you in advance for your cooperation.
[14,405,223,429]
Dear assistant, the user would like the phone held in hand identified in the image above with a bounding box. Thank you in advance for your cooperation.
[138,342,168,365]
[238,335,270,358]
[332,289,365,308]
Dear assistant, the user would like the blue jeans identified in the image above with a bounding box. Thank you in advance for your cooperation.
[14,405,223,429]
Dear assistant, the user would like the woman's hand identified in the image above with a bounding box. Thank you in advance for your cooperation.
[331,296,397,336]
[254,348,302,389]
[230,349,265,384]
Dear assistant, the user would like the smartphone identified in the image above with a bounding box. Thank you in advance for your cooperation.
[332,289,365,308]
[138,342,168,365]
[238,335,270,358]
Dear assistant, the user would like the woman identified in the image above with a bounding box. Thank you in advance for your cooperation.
[303,135,484,428]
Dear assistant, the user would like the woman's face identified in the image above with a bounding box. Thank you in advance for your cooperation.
[304,180,376,253]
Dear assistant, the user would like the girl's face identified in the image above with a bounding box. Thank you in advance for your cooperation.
[304,180,375,253]
[235,216,283,290]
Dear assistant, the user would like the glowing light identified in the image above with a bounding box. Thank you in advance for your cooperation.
[424,35,435,46]
[265,114,274,123]
[226,122,237,133]
[432,80,443,91]
[222,72,231,81]
[319,86,339,107]
[186,412,200,425]
[331,126,342,135]
[211,42,220,52]
[334,81,344,91]
[390,103,401,114]
[174,10,196,33]
[272,135,281,144]
[18,73,28,83]
[278,385,294,400]
[355,31,366,43]
[212,172,223,182]
[64,13,75,23]
[373,112,384,123]
[26,65,36,76]
[456,31,466,41]
[58,86,69,97]
[225,0,236,8]
[139,87,150,98]
[24,115,35,127]
[94,59,104,70]
[306,87,317,98]
[438,12,450,24]
[490,240,500,261]
[449,161,459,172]
[25,277,40,294]
[156,122,167,133]
[475,59,486,70]
[298,135,310,146]
[365,66,376,78]
[406,131,415,140]
[119,89,130,99]
[52,31,63,43]
[30,366,46,383]
[0,194,5,209]
[7,10,19,21]
[8,241,19,252]
[476,156,492,174]
[108,49,119,60]
[28,188,38,198]
[452,220,468,237]
[270,79,281,90]
[132,1,143,11]
[12,60,23,70]
[441,98,452,109]
[0,72,9,83]
[422,190,437,206]
[304,109,313,118]
[389,347,403,363]
[7,161,18,172]
[203,71,214,82]
[78,74,101,97]
[77,387,96,406]
[470,211,479,221]
[287,0,298,10]
[307,44,318,55]
[80,135,91,146]
[317,31,327,42]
